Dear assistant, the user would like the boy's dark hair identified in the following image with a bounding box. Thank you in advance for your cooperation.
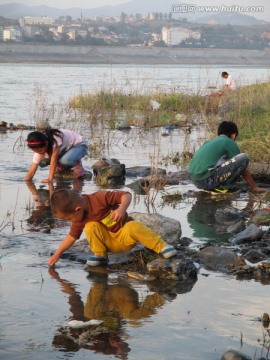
[217,121,238,137]
[221,71,228,78]
[51,189,81,214]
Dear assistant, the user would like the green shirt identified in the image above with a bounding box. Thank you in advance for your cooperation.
[188,135,240,181]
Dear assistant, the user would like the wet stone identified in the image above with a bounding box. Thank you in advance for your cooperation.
[249,208,270,226]
[229,224,264,245]
[227,220,246,234]
[125,166,166,177]
[147,255,198,281]
[243,249,269,264]
[215,206,242,225]
[196,246,238,270]
[220,349,252,360]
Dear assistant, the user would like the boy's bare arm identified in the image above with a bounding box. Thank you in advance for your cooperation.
[48,234,77,267]
[242,169,267,193]
[111,193,132,222]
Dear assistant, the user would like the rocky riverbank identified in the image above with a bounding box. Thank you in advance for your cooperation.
[52,162,270,286]
[0,43,269,65]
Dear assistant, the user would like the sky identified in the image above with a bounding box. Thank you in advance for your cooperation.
[0,0,269,21]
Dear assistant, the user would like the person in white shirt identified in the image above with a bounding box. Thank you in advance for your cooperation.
[221,71,237,91]
[25,128,88,183]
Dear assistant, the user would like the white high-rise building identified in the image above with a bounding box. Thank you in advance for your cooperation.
[162,27,201,46]
[19,16,54,27]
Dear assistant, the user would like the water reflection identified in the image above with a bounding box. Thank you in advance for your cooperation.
[49,268,197,358]
[25,179,84,232]
[25,181,55,231]
[187,191,253,243]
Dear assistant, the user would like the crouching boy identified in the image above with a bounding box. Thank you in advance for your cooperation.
[48,189,177,267]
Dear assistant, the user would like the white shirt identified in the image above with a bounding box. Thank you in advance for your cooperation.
[32,129,84,164]
[226,74,237,90]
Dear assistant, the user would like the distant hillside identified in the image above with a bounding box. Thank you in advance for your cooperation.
[195,12,268,25]
[0,1,176,19]
[0,1,268,26]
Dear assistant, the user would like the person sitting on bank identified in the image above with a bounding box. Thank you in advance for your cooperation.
[25,128,88,183]
[188,120,266,194]
[48,189,177,267]
[221,71,237,92]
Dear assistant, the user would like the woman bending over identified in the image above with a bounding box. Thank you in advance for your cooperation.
[25,128,88,183]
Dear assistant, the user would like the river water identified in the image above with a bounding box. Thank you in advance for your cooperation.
[1,63,270,360]
[1,63,269,124]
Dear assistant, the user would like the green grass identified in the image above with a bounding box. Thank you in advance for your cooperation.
[68,82,270,163]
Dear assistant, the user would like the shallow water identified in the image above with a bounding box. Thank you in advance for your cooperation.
[1,129,270,360]
[1,63,270,359]
[0,63,269,124]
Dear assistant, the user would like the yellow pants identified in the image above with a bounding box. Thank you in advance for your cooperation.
[84,220,166,257]
[84,283,164,323]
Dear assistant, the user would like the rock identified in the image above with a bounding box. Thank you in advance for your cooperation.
[53,167,92,181]
[249,162,270,182]
[243,249,269,264]
[196,246,238,269]
[129,212,182,244]
[127,271,157,281]
[125,166,166,177]
[215,206,242,225]
[0,120,7,127]
[145,174,180,187]
[262,312,270,328]
[127,178,150,195]
[95,164,125,180]
[178,237,193,247]
[175,113,188,124]
[116,124,131,131]
[67,319,103,329]
[227,220,246,234]
[92,158,125,184]
[249,209,270,226]
[130,112,147,127]
[147,255,198,280]
[220,349,252,360]
[36,119,51,131]
[92,158,122,170]
[167,169,190,181]
[147,275,197,296]
[229,224,264,245]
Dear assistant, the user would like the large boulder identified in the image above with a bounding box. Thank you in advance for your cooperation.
[129,212,182,244]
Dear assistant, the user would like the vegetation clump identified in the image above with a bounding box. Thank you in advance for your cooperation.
[68,81,270,163]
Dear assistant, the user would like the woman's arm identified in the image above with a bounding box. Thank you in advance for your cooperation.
[42,147,60,183]
[25,163,39,181]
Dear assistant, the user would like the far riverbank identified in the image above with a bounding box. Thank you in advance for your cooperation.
[0,43,269,66]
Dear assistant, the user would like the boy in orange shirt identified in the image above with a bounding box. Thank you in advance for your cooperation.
[48,189,177,267]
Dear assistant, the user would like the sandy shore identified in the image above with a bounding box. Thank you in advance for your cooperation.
[0,43,269,65]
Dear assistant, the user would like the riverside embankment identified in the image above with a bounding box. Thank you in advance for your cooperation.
[0,43,269,65]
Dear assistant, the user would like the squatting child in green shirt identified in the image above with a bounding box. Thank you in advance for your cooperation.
[188,120,265,193]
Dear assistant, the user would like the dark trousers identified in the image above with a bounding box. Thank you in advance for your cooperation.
[194,153,249,190]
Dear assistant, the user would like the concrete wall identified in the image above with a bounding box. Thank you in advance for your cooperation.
[0,43,269,65]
